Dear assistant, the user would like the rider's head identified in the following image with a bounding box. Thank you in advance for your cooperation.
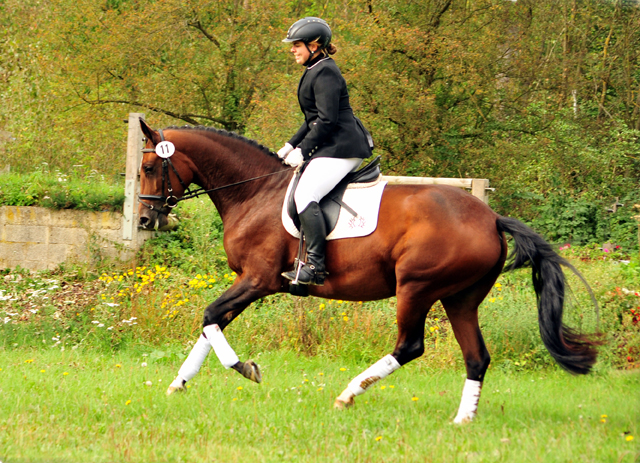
[283,17,337,65]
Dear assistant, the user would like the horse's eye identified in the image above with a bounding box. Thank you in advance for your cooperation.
[143,165,154,175]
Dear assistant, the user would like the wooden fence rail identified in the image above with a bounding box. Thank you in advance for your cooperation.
[381,176,491,204]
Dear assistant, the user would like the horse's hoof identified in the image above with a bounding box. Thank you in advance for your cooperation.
[334,397,355,410]
[166,377,186,395]
[239,360,262,383]
[453,414,475,424]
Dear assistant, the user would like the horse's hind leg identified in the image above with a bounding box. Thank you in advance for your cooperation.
[335,284,431,408]
[441,265,502,423]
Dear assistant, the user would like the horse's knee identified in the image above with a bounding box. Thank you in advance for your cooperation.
[393,339,425,365]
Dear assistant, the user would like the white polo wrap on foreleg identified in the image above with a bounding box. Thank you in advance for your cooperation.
[454,379,483,424]
[347,354,401,396]
[203,324,240,369]
[176,334,211,382]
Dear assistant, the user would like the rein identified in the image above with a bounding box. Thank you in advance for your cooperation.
[138,130,293,215]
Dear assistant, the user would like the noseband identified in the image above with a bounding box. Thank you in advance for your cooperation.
[138,129,294,216]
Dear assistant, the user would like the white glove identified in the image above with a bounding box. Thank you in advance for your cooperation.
[283,148,304,167]
[277,143,294,159]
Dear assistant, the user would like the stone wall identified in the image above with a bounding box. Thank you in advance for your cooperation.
[0,206,154,271]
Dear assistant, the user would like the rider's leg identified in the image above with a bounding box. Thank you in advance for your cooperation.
[287,201,327,284]
[292,157,362,214]
[283,157,361,285]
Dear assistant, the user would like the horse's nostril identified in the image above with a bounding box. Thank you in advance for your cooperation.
[139,216,150,226]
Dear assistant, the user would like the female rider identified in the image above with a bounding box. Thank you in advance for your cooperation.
[278,17,373,286]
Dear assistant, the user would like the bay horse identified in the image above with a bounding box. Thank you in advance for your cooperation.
[137,120,599,423]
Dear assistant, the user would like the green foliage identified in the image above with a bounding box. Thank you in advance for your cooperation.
[526,190,640,252]
[137,199,227,273]
[2,0,639,208]
[0,170,125,211]
[620,255,640,287]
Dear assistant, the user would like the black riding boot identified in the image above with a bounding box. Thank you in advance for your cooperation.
[282,202,327,285]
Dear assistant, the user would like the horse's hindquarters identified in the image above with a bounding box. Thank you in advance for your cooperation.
[311,184,503,302]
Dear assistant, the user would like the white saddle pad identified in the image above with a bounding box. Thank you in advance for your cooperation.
[281,176,387,241]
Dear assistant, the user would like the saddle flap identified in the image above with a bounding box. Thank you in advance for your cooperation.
[286,156,382,233]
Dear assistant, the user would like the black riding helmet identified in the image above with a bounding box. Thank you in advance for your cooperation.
[283,17,332,57]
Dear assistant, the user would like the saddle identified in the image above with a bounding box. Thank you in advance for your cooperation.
[286,156,381,233]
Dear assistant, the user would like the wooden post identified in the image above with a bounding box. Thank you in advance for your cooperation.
[471,179,490,204]
[123,113,145,240]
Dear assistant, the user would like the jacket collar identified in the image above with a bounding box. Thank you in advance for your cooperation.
[305,55,330,69]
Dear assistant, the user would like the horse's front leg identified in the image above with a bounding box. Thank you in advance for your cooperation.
[167,276,271,395]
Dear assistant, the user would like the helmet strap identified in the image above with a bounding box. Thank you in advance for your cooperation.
[303,43,325,66]
[304,43,315,65]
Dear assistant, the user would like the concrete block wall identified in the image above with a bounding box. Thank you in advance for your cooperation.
[0,206,154,271]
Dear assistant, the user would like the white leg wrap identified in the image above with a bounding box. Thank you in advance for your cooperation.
[203,324,240,369]
[176,334,212,382]
[454,379,483,424]
[347,354,401,396]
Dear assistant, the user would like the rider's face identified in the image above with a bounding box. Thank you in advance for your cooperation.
[290,41,318,65]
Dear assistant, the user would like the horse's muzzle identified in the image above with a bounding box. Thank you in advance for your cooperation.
[138,208,179,231]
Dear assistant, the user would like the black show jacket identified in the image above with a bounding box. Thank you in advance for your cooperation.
[288,56,372,161]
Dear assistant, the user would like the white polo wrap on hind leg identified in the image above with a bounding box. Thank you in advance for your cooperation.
[203,324,240,369]
[454,379,483,424]
[347,354,401,396]
[175,334,211,383]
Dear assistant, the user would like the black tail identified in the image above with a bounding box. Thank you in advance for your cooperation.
[496,216,601,375]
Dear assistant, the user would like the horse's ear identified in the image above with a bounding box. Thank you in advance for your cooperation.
[139,118,161,144]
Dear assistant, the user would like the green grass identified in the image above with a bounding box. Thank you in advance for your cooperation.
[0,348,638,463]
[0,170,124,212]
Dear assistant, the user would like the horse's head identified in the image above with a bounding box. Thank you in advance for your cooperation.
[138,119,195,230]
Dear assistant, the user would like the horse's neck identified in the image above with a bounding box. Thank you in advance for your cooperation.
[193,135,289,222]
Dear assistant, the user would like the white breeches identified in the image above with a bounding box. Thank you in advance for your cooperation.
[294,157,362,213]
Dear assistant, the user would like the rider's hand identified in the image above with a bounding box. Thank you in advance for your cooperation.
[277,143,294,159]
[283,148,304,167]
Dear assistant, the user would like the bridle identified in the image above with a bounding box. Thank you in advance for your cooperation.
[138,129,193,214]
[137,129,293,216]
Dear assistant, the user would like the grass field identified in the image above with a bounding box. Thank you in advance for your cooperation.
[0,348,638,463]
